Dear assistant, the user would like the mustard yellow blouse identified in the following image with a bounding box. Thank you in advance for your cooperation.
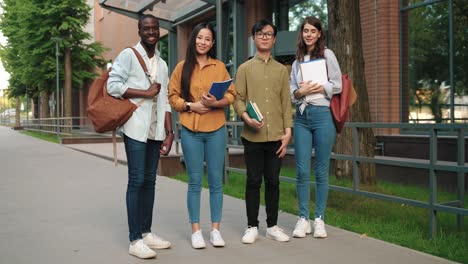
[169,58,236,132]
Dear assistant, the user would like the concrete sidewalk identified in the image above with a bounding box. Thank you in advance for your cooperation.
[0,126,457,264]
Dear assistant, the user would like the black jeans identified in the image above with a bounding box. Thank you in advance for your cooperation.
[242,138,282,228]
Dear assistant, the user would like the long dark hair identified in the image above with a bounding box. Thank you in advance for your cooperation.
[295,16,325,62]
[180,22,216,102]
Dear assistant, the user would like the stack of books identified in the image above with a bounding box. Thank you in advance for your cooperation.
[246,101,263,122]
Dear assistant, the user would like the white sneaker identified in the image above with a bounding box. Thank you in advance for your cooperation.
[266,225,290,242]
[209,229,226,247]
[292,217,312,238]
[313,217,328,238]
[128,239,157,259]
[241,226,258,244]
[142,233,171,249]
[191,230,206,249]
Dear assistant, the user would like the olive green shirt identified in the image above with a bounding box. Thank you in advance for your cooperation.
[234,54,293,142]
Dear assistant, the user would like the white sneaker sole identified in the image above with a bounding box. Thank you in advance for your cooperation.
[266,233,290,242]
[192,242,206,249]
[129,251,157,259]
[210,240,226,247]
[292,231,306,238]
[241,236,258,244]
[146,243,171,250]
[313,232,328,238]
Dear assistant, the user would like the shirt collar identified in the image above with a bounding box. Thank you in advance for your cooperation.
[207,57,217,66]
[134,42,160,60]
[196,56,217,68]
[254,53,272,63]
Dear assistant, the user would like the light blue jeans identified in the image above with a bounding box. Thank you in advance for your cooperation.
[181,126,226,223]
[294,105,336,220]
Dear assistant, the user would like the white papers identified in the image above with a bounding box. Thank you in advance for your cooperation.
[299,58,327,101]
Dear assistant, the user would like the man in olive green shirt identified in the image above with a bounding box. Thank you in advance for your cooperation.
[234,19,293,244]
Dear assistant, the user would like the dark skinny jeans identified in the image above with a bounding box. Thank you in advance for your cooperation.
[242,138,282,228]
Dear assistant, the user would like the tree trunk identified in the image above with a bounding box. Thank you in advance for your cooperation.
[39,91,49,118]
[327,0,376,184]
[64,47,72,134]
[15,97,20,128]
[32,96,38,119]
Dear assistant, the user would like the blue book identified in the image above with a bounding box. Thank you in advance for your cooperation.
[208,79,233,100]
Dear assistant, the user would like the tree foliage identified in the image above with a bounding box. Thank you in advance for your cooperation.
[453,0,468,96]
[289,0,327,31]
[0,0,107,101]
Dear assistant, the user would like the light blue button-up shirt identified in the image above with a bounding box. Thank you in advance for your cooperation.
[107,43,171,142]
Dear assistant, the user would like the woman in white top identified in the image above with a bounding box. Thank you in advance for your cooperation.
[289,16,342,239]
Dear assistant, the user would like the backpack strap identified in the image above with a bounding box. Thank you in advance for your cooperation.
[128,47,152,84]
[129,47,155,108]
[112,130,118,166]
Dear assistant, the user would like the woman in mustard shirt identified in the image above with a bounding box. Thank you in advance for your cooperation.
[169,22,236,249]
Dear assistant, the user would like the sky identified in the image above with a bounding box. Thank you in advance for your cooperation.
[0,1,9,91]
[0,31,9,91]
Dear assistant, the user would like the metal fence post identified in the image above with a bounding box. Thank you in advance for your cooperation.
[456,128,465,230]
[352,126,360,190]
[428,128,438,238]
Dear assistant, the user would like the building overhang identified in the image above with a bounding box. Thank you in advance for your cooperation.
[99,0,220,32]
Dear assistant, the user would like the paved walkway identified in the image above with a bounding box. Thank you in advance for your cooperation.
[0,126,457,264]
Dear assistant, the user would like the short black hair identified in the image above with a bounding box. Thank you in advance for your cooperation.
[251,19,277,37]
[138,14,159,30]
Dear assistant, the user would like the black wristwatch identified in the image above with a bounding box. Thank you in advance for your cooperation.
[165,130,174,136]
[185,102,192,112]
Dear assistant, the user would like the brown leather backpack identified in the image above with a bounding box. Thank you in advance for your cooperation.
[87,47,149,133]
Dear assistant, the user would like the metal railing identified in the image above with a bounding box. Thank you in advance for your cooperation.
[222,121,467,238]
[21,117,110,138]
[17,117,467,238]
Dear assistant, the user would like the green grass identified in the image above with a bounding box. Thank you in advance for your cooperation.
[21,130,60,144]
[173,168,468,263]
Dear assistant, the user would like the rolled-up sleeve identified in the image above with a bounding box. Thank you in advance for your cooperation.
[168,62,185,112]
[281,68,293,129]
[107,49,131,98]
[223,68,236,104]
[323,49,342,99]
[164,91,172,112]
[162,74,172,113]
[289,61,300,103]
[233,65,247,117]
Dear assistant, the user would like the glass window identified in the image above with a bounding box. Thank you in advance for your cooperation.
[401,1,451,123]
[453,0,468,122]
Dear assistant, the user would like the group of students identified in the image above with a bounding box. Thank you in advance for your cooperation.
[107,14,342,259]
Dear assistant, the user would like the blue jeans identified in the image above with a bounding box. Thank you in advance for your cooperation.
[294,105,336,220]
[181,126,226,223]
[123,134,161,242]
